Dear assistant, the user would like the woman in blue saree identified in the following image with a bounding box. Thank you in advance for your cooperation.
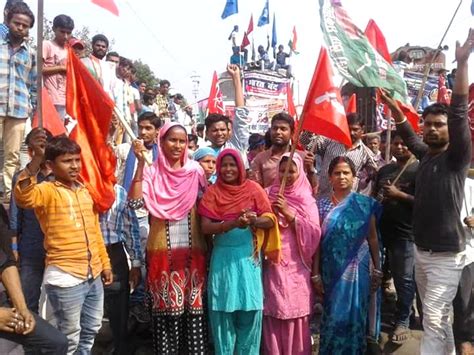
[316,156,382,355]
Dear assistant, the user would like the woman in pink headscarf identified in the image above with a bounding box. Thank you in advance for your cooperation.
[128,122,208,354]
[263,153,322,354]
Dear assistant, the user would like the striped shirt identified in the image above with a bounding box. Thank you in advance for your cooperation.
[0,36,37,119]
[99,185,143,267]
[306,135,377,197]
[0,24,8,41]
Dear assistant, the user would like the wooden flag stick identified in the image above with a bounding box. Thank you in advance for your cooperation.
[278,111,304,194]
[113,106,152,166]
[36,0,44,128]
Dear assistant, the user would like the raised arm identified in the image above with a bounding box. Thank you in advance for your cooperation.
[14,130,48,209]
[227,64,250,154]
[446,29,473,170]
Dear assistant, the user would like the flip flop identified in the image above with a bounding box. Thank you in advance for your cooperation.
[390,325,411,344]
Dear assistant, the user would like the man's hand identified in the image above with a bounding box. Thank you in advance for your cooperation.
[129,267,141,291]
[464,216,474,229]
[455,28,474,64]
[132,139,146,162]
[378,89,405,122]
[101,269,113,286]
[304,152,316,174]
[382,182,404,200]
[15,307,35,334]
[227,64,240,79]
[29,129,48,160]
[0,308,20,333]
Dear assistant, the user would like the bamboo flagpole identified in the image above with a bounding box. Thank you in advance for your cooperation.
[412,0,463,111]
[36,0,44,128]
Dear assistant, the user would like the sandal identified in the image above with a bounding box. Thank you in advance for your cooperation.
[390,325,411,344]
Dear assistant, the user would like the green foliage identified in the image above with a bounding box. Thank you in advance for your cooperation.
[133,59,159,88]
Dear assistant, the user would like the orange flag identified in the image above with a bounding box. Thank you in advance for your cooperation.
[91,0,119,16]
[346,93,357,114]
[208,71,224,114]
[32,87,66,136]
[301,47,351,147]
[66,48,116,212]
[364,19,392,64]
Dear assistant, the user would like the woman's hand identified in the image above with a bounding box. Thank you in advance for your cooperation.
[272,194,293,222]
[311,275,324,295]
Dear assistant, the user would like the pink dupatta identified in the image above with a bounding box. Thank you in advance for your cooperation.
[267,153,321,270]
[143,122,206,221]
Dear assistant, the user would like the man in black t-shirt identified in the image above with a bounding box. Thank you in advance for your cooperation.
[373,133,418,344]
[379,30,474,355]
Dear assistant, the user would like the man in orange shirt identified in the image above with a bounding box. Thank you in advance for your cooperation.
[14,130,113,354]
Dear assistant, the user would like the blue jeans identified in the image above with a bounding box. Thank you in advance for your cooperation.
[45,277,104,354]
[388,239,416,328]
[0,313,68,355]
[130,216,149,306]
[19,258,45,314]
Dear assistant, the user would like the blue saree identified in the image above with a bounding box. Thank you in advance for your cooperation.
[318,193,382,355]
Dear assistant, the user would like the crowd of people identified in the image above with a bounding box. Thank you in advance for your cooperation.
[0,0,473,354]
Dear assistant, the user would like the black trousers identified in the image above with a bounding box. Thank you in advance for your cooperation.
[0,312,68,354]
[104,242,130,355]
[453,262,474,343]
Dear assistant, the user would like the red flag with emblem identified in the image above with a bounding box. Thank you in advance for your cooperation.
[208,71,224,114]
[301,47,351,147]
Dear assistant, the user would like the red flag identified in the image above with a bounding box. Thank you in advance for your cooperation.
[289,26,298,53]
[66,48,116,212]
[208,71,225,114]
[286,83,296,117]
[437,74,451,105]
[241,32,250,50]
[32,88,66,136]
[398,100,420,131]
[346,93,357,113]
[301,47,351,147]
[91,0,119,16]
[364,19,392,64]
[247,14,254,35]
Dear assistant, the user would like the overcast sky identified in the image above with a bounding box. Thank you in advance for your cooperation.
[25,0,473,104]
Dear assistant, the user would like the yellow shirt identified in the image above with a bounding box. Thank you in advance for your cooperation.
[14,170,111,279]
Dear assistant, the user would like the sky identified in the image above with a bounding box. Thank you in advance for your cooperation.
[24,0,474,106]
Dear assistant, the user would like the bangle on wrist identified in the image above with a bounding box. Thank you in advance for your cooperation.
[395,117,407,125]
[311,274,321,283]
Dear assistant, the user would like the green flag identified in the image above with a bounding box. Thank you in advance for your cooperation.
[319,0,408,101]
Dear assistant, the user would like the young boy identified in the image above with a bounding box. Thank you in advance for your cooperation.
[14,130,113,354]
[43,14,74,119]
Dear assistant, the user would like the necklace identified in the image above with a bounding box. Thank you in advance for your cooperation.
[331,193,340,205]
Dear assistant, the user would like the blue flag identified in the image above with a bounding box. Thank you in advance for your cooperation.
[257,0,269,26]
[221,0,238,19]
[271,13,277,57]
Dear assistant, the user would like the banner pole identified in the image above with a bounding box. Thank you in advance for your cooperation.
[36,0,44,128]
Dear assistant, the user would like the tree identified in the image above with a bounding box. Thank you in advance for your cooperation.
[133,59,159,87]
